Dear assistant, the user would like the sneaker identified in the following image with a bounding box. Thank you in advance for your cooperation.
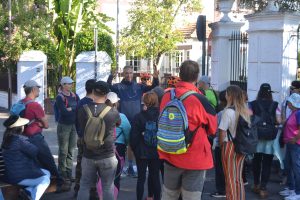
[285,194,300,200]
[210,192,226,198]
[244,182,249,186]
[252,185,260,194]
[280,188,296,197]
[125,167,138,178]
[259,190,268,199]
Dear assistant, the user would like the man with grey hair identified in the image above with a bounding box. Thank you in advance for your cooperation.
[107,66,159,176]
[198,75,218,111]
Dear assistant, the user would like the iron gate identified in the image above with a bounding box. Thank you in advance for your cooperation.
[230,31,248,91]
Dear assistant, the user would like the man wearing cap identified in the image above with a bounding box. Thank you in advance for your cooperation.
[56,76,80,190]
[21,80,65,192]
[77,81,120,200]
[198,75,218,111]
[107,66,159,176]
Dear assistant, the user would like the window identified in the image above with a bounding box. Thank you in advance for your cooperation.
[186,51,190,60]
[126,55,141,72]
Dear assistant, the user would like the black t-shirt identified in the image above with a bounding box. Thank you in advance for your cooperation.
[77,102,120,160]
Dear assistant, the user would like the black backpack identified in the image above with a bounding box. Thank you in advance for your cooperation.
[227,109,258,155]
[255,102,278,140]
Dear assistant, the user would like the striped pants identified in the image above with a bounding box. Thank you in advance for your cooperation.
[222,141,246,200]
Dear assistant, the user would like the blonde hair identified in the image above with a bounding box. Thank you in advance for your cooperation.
[226,85,250,124]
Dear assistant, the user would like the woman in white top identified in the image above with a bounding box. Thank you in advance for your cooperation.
[219,85,251,200]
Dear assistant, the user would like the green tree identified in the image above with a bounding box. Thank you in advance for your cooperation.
[51,0,113,76]
[121,0,202,68]
[239,0,300,11]
[75,31,116,67]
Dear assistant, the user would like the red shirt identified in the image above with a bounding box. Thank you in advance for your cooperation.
[159,81,217,170]
[23,97,45,136]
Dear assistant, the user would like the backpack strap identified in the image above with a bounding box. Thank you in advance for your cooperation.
[180,91,197,101]
[99,106,112,118]
[83,104,93,118]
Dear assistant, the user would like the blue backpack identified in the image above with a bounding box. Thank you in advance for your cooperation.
[157,89,199,154]
[10,100,34,117]
[143,121,158,147]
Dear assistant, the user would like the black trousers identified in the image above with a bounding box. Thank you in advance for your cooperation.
[114,143,127,191]
[252,153,274,190]
[214,147,226,193]
[136,158,161,200]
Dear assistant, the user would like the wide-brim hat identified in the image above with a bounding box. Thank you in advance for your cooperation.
[287,93,300,109]
[3,115,29,129]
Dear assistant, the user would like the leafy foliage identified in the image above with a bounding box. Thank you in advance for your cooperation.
[121,0,202,67]
[239,0,300,12]
[75,31,116,67]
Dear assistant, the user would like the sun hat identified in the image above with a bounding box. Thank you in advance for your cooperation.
[23,80,41,88]
[107,92,120,104]
[60,76,74,85]
[3,115,29,129]
[287,93,300,109]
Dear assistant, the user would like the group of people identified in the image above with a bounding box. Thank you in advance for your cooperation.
[1,59,300,200]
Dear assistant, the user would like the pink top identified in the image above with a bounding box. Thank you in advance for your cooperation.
[284,110,300,145]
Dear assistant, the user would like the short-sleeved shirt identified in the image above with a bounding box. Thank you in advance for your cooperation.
[219,108,237,142]
[284,109,300,145]
[23,97,45,136]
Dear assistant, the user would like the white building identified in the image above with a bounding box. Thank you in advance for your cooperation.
[98,0,217,77]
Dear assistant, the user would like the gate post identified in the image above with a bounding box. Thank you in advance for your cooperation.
[245,7,300,103]
[209,0,245,91]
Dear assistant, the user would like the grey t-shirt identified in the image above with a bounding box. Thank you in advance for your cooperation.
[78,102,120,160]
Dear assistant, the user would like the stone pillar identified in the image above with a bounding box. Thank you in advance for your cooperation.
[209,0,245,91]
[245,8,300,103]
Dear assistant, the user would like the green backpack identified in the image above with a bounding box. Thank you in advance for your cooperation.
[83,105,111,150]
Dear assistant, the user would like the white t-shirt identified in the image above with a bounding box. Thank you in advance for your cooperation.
[218,108,237,142]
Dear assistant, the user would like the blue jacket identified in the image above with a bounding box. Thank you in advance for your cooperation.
[107,76,159,123]
[115,113,131,145]
[2,134,44,184]
[76,97,93,137]
[56,93,80,125]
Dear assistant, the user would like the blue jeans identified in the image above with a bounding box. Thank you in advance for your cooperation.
[18,169,50,200]
[28,133,63,185]
[77,156,118,200]
[285,143,300,194]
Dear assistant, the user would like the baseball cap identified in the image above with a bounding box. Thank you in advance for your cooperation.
[3,115,29,129]
[287,93,300,109]
[23,80,41,88]
[107,92,120,104]
[60,76,74,85]
[199,75,210,85]
[94,81,109,95]
[259,83,274,93]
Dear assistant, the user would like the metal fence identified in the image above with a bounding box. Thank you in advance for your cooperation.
[229,31,249,91]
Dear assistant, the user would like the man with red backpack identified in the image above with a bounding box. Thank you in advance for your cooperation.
[158,60,217,199]
[55,76,80,191]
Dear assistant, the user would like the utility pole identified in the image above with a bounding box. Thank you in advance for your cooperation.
[116,0,120,73]
[94,26,98,80]
[8,0,12,110]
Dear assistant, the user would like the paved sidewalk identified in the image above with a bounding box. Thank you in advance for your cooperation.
[0,109,285,199]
